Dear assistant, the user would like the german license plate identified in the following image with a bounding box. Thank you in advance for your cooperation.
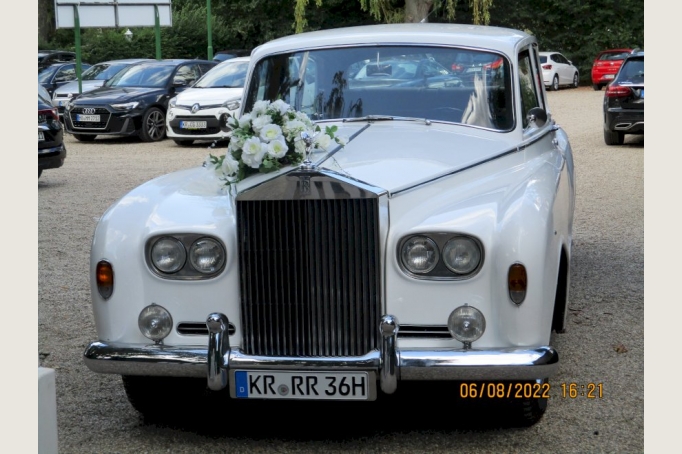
[233,370,372,400]
[604,74,615,80]
[180,120,207,129]
[76,114,100,122]
[38,131,45,141]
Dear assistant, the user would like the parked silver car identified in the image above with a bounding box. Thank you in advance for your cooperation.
[52,58,152,119]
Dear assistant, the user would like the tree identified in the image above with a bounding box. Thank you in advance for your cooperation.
[294,0,492,33]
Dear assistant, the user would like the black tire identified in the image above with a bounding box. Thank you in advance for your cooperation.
[511,391,549,427]
[73,133,96,142]
[173,139,194,146]
[604,128,624,146]
[551,75,559,91]
[122,375,211,419]
[592,84,602,91]
[38,169,43,178]
[139,107,166,142]
[572,73,579,88]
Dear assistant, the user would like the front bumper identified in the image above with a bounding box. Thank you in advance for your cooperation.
[166,107,232,141]
[84,313,559,396]
[64,106,140,137]
[38,143,67,171]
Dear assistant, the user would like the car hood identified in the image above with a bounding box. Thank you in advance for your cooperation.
[311,122,514,193]
[54,80,105,95]
[74,86,165,103]
[149,122,516,196]
[174,87,243,106]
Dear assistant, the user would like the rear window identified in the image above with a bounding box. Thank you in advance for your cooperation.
[599,51,630,61]
[615,58,644,84]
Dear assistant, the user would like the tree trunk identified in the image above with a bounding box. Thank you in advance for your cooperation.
[38,0,55,44]
[404,0,434,23]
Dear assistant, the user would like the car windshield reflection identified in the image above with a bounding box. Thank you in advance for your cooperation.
[244,45,513,131]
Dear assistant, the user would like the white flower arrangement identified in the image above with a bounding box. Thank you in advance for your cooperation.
[206,100,346,187]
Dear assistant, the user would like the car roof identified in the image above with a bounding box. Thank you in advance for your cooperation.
[135,59,216,66]
[251,23,532,61]
[215,56,251,66]
[98,58,154,65]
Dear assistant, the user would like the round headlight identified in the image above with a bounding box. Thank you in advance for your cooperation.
[442,237,482,275]
[138,304,173,341]
[401,236,439,274]
[189,238,226,274]
[150,237,186,274]
[448,305,486,343]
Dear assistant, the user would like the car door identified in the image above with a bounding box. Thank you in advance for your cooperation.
[555,54,571,85]
[166,63,202,108]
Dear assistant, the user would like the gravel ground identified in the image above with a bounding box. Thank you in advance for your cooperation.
[37,86,644,453]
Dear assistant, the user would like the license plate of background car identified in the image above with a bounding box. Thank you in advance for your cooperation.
[233,370,373,400]
[180,121,207,129]
[38,131,45,141]
[76,114,100,122]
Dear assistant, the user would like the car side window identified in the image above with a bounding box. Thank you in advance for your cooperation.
[174,64,201,86]
[56,65,76,82]
[198,63,215,75]
[518,49,541,128]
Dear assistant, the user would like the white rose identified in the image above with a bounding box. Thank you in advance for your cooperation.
[241,137,266,168]
[220,154,240,177]
[259,123,283,142]
[314,133,332,150]
[270,99,290,115]
[267,139,288,159]
[294,138,307,155]
[227,115,240,129]
[251,114,272,133]
[251,100,270,116]
[238,113,252,129]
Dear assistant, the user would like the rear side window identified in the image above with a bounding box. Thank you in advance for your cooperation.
[615,58,644,84]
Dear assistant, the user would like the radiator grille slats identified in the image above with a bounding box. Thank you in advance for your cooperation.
[238,197,379,357]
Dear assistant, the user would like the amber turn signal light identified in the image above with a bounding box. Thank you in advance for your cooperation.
[508,263,527,305]
[96,260,114,300]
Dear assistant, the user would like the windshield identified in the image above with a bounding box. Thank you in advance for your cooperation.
[38,66,58,82]
[244,45,512,130]
[82,63,130,81]
[107,64,174,88]
[195,60,249,88]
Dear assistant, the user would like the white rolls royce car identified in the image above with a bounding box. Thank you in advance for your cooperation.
[84,23,575,427]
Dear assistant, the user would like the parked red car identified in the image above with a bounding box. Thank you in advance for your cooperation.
[591,49,633,91]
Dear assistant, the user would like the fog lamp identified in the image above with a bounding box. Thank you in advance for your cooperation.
[138,304,173,342]
[448,305,486,345]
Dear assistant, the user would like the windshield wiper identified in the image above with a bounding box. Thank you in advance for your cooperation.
[344,115,431,125]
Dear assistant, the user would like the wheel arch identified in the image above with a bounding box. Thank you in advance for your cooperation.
[551,245,570,333]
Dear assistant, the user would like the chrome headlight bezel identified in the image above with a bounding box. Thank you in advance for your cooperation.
[110,101,140,111]
[397,233,484,280]
[146,234,227,280]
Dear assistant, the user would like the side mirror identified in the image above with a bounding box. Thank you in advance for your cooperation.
[526,107,548,128]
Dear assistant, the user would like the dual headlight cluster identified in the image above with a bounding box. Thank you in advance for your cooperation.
[147,234,226,279]
[399,233,483,279]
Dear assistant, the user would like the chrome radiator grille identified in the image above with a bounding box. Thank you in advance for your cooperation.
[237,197,381,357]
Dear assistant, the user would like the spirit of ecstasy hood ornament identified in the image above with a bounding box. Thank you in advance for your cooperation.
[300,131,317,170]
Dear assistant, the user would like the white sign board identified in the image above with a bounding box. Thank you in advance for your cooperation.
[54,1,172,28]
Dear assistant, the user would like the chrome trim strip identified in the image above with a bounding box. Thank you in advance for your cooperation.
[380,315,399,394]
[207,313,230,390]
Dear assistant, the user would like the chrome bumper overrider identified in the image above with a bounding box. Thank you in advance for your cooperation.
[83,313,559,394]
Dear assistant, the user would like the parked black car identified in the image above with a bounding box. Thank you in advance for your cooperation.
[39,50,77,73]
[603,50,644,145]
[64,59,217,142]
[39,62,92,97]
[39,85,66,178]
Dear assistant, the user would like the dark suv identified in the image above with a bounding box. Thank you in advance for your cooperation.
[603,51,644,145]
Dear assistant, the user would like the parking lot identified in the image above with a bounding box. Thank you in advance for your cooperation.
[38,87,644,453]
